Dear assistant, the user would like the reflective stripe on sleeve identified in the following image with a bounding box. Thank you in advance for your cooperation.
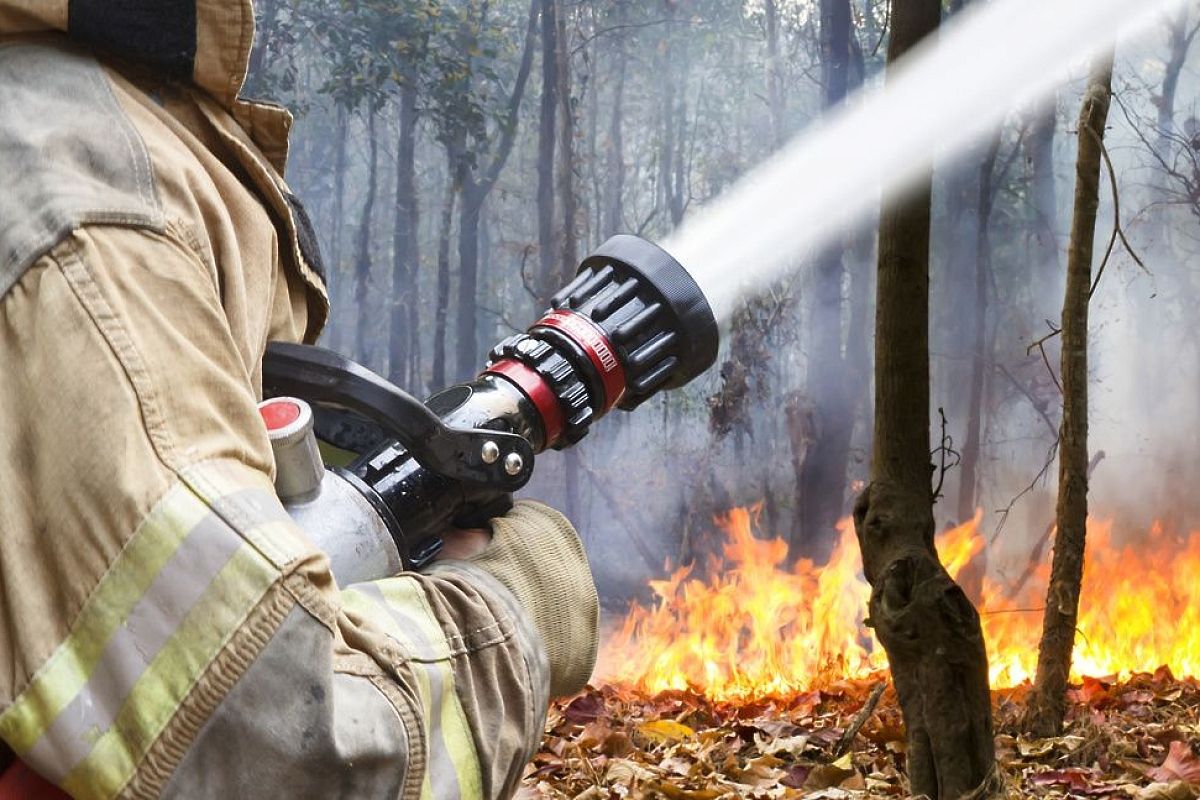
[342,580,483,800]
[0,463,301,800]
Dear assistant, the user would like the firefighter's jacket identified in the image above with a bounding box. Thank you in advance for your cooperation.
[0,3,600,798]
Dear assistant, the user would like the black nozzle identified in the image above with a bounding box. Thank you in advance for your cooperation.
[550,234,719,409]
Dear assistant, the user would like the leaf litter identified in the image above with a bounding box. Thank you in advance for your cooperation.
[519,668,1200,799]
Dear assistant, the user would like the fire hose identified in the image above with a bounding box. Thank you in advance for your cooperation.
[259,234,719,584]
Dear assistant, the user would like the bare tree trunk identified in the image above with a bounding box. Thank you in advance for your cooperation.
[955,136,1000,525]
[556,2,582,517]
[1024,54,1113,740]
[955,135,1001,604]
[796,0,854,559]
[431,174,456,393]
[603,14,627,237]
[853,2,997,796]
[456,185,485,379]
[764,0,786,148]
[452,0,539,380]
[355,111,380,368]
[1025,103,1060,316]
[328,107,349,352]
[390,76,420,388]
[537,0,559,300]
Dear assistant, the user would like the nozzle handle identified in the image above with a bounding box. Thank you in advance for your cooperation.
[263,342,534,490]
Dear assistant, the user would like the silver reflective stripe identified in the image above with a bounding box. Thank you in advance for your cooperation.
[24,513,243,782]
[357,584,462,800]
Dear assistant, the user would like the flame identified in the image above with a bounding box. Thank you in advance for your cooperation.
[600,507,1200,700]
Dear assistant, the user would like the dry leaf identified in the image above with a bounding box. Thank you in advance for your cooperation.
[637,719,697,743]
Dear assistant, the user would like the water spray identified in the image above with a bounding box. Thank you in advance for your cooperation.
[669,0,1188,321]
[259,235,717,582]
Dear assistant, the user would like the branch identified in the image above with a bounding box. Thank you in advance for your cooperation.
[834,681,887,757]
[479,0,540,194]
[1087,124,1149,300]
[994,363,1058,438]
[1026,324,1063,395]
[931,407,961,504]
[990,439,1058,544]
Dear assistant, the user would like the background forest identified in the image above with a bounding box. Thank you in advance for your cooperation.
[247,0,1200,604]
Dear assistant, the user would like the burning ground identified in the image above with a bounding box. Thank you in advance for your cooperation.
[519,509,1200,798]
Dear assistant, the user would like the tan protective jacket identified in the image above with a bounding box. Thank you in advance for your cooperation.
[0,3,599,799]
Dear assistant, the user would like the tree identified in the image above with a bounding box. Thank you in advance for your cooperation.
[851,0,998,795]
[796,0,859,558]
[1024,54,1114,739]
[537,0,561,302]
[432,0,540,380]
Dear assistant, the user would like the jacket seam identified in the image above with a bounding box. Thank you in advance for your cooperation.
[53,236,181,466]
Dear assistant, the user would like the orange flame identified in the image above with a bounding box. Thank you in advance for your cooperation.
[599,508,1200,700]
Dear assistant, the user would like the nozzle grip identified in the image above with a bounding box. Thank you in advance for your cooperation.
[264,342,534,490]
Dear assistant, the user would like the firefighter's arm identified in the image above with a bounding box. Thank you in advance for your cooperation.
[0,226,598,800]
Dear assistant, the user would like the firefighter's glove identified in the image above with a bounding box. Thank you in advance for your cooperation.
[467,500,599,697]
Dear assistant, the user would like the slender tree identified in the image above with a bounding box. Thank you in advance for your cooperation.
[797,0,856,558]
[355,110,382,370]
[537,0,560,301]
[852,0,997,795]
[1024,54,1114,739]
[444,0,540,379]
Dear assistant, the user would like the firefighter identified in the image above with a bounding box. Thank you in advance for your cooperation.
[0,3,599,798]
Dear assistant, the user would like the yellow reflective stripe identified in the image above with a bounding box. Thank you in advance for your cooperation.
[0,467,291,800]
[343,581,483,800]
[0,482,207,753]
[60,545,277,800]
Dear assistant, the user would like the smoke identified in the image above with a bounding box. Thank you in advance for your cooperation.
[664,0,1189,324]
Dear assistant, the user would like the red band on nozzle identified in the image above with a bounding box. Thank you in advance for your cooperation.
[534,309,627,413]
[485,358,566,447]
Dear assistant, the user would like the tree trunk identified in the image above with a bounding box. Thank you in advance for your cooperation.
[1025,102,1060,317]
[390,77,420,388]
[537,0,559,301]
[355,111,380,368]
[431,174,456,393]
[764,0,786,148]
[329,107,349,352]
[852,2,997,796]
[1024,55,1113,740]
[556,3,582,517]
[796,0,854,559]
[956,138,1000,525]
[456,185,484,380]
[603,15,627,237]
[451,0,539,380]
[955,135,1001,604]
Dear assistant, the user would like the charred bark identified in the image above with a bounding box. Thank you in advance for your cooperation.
[853,1,997,796]
[1024,55,1113,740]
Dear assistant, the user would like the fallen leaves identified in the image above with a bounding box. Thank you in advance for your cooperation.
[521,672,1200,799]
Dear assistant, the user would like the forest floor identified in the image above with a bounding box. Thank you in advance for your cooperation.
[518,670,1200,799]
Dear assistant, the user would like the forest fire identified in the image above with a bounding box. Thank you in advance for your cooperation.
[599,507,1200,700]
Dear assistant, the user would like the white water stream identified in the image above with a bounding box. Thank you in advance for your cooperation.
[665,0,1188,323]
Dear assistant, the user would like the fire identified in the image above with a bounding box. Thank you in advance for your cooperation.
[599,507,1200,700]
